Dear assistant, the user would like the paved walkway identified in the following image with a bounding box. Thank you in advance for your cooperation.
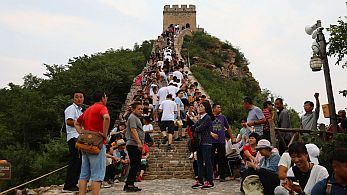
[40,178,242,195]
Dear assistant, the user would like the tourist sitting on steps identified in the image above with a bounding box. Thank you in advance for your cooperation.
[246,139,280,195]
[274,141,328,195]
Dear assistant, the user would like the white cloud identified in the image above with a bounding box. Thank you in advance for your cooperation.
[0,10,92,36]
[100,0,148,18]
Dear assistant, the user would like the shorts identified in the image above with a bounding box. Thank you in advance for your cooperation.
[79,145,106,181]
[159,121,175,134]
[153,104,159,112]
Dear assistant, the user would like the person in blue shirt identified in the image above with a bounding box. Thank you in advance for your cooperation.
[311,147,347,195]
[247,139,280,195]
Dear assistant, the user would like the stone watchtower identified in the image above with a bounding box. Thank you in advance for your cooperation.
[163,5,197,32]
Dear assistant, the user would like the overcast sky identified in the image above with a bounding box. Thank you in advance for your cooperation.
[1,0,346,124]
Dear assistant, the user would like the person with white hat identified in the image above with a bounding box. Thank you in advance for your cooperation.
[274,142,328,195]
[246,139,281,195]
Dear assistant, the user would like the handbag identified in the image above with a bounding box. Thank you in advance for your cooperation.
[75,129,104,154]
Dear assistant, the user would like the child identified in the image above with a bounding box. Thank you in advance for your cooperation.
[143,116,154,146]
[225,132,241,180]
[137,141,150,182]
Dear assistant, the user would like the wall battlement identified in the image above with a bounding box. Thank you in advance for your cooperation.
[163,5,197,32]
[163,5,196,12]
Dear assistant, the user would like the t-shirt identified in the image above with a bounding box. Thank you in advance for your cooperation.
[287,164,329,195]
[225,139,240,157]
[211,114,230,144]
[77,103,109,144]
[278,152,292,169]
[247,106,265,135]
[167,85,178,98]
[149,84,158,96]
[301,109,319,130]
[159,99,177,121]
[158,86,169,104]
[174,97,184,111]
[142,143,150,159]
[277,109,291,128]
[243,144,257,163]
[152,94,159,106]
[65,103,83,141]
[262,109,271,132]
[125,113,145,146]
[311,175,347,195]
[113,149,128,161]
[239,127,252,146]
[173,70,184,82]
[143,124,153,132]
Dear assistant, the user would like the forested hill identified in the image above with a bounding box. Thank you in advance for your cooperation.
[181,31,300,128]
[0,41,152,189]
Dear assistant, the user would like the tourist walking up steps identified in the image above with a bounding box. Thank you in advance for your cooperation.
[63,91,84,192]
[191,100,216,190]
[75,91,110,195]
[124,101,145,192]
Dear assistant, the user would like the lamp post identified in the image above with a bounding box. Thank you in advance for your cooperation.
[306,20,338,134]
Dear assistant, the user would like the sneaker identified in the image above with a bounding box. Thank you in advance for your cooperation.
[161,136,168,144]
[62,186,79,192]
[137,175,143,182]
[201,181,214,189]
[191,180,203,189]
[102,181,112,188]
[123,185,142,192]
[114,179,120,183]
[189,153,194,159]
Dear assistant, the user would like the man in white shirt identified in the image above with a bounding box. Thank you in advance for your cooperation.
[63,91,84,192]
[167,83,179,98]
[157,82,169,105]
[172,66,184,83]
[159,94,177,150]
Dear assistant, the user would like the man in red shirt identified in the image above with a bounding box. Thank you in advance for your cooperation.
[75,91,110,195]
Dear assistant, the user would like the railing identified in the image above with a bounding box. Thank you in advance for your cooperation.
[0,165,68,195]
[269,119,331,148]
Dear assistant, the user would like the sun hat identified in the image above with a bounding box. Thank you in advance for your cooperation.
[117,139,126,146]
[255,139,273,150]
[305,143,320,164]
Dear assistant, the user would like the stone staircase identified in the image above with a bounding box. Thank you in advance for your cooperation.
[144,126,193,180]
[119,30,214,180]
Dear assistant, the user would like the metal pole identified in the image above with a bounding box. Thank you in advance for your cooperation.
[317,28,339,134]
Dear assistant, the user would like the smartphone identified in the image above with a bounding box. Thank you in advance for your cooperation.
[287,177,300,186]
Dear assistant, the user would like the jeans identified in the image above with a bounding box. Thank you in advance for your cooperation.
[64,138,81,188]
[197,144,213,183]
[212,143,227,179]
[126,145,142,186]
[79,145,106,181]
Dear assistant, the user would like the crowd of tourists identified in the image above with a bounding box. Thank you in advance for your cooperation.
[61,25,347,195]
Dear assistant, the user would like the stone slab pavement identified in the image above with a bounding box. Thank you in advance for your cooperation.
[40,178,242,195]
[100,178,242,195]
